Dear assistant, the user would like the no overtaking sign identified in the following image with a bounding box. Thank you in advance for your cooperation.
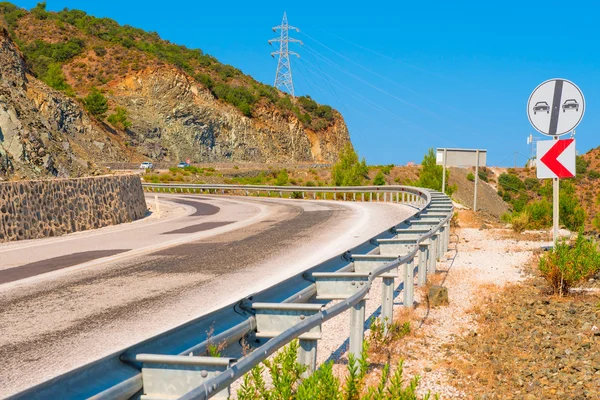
[527,79,585,136]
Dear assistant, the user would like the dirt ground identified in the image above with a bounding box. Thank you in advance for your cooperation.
[354,209,598,399]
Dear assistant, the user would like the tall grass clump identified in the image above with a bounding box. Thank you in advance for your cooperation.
[539,230,600,295]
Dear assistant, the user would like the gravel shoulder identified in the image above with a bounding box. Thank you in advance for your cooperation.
[351,209,600,399]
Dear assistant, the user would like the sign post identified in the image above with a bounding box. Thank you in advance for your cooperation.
[527,78,584,247]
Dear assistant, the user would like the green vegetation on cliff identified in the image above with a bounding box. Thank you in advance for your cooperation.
[0,1,338,131]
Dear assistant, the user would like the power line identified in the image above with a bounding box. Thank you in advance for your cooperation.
[269,12,302,97]
[297,57,447,143]
[309,28,520,136]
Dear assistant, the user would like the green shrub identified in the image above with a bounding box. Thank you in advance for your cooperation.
[559,181,586,231]
[332,144,368,186]
[82,87,108,117]
[31,2,49,20]
[498,173,524,192]
[380,164,394,175]
[42,63,73,94]
[593,215,600,232]
[412,148,444,192]
[305,180,316,187]
[576,155,590,175]
[93,45,106,57]
[524,177,540,191]
[539,231,600,295]
[275,169,289,186]
[466,172,475,182]
[373,171,386,186]
[0,2,26,30]
[107,107,132,130]
[588,169,600,180]
[511,211,530,233]
[237,340,436,400]
[477,167,489,182]
[524,198,552,229]
[298,95,318,112]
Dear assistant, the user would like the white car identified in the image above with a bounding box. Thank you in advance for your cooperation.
[139,162,154,169]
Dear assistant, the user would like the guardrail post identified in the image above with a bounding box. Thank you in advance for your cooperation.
[403,259,415,308]
[369,193,373,202]
[396,192,399,203]
[438,226,445,256]
[361,193,364,202]
[353,193,356,201]
[298,339,318,376]
[428,233,439,274]
[381,277,394,334]
[313,192,317,200]
[418,242,429,286]
[383,192,387,202]
[445,223,450,253]
[344,193,347,201]
[402,192,406,203]
[376,193,380,202]
[349,299,366,359]
[279,191,283,198]
[302,192,305,199]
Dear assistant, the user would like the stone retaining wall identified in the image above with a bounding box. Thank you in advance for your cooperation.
[0,175,147,242]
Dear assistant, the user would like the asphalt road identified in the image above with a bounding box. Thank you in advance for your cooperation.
[0,194,415,396]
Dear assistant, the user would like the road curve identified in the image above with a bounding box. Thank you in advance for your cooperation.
[0,194,416,396]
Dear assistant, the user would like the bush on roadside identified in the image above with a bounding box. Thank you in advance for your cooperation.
[237,340,437,400]
[373,171,386,186]
[510,211,530,233]
[332,144,368,186]
[275,169,289,186]
[466,172,475,182]
[539,231,600,295]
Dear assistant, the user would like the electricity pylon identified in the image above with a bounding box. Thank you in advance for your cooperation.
[269,12,302,97]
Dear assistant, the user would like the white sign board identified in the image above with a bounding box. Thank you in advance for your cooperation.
[527,79,585,136]
[536,139,576,179]
[436,148,487,167]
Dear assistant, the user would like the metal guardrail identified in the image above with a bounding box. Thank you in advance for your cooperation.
[10,184,453,400]
[142,183,430,206]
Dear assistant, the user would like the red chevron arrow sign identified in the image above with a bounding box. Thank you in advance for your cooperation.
[537,138,576,179]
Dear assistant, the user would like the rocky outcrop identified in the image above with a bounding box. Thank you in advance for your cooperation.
[0,174,147,242]
[0,28,131,178]
[0,14,351,179]
[111,66,350,164]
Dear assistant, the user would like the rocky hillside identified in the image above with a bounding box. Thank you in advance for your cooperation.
[0,3,351,178]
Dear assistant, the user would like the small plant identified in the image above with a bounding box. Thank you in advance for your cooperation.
[373,171,386,186]
[466,172,475,182]
[589,169,600,179]
[510,211,530,233]
[238,340,436,400]
[380,164,394,175]
[107,107,132,130]
[539,230,600,295]
[275,169,289,186]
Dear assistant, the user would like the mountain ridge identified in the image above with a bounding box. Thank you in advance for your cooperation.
[0,2,351,178]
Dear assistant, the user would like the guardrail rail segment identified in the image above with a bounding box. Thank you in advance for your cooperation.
[10,184,453,400]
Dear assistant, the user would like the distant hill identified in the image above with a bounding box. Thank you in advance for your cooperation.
[0,2,350,178]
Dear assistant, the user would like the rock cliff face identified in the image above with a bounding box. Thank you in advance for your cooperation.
[0,29,130,178]
[111,66,350,164]
[0,5,352,179]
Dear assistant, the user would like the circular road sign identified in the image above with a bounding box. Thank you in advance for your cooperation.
[527,78,585,136]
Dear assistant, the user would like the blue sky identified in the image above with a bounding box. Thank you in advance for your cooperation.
[13,1,600,166]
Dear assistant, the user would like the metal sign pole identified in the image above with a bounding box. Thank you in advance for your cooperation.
[441,149,447,194]
[474,149,480,212]
[552,136,559,248]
